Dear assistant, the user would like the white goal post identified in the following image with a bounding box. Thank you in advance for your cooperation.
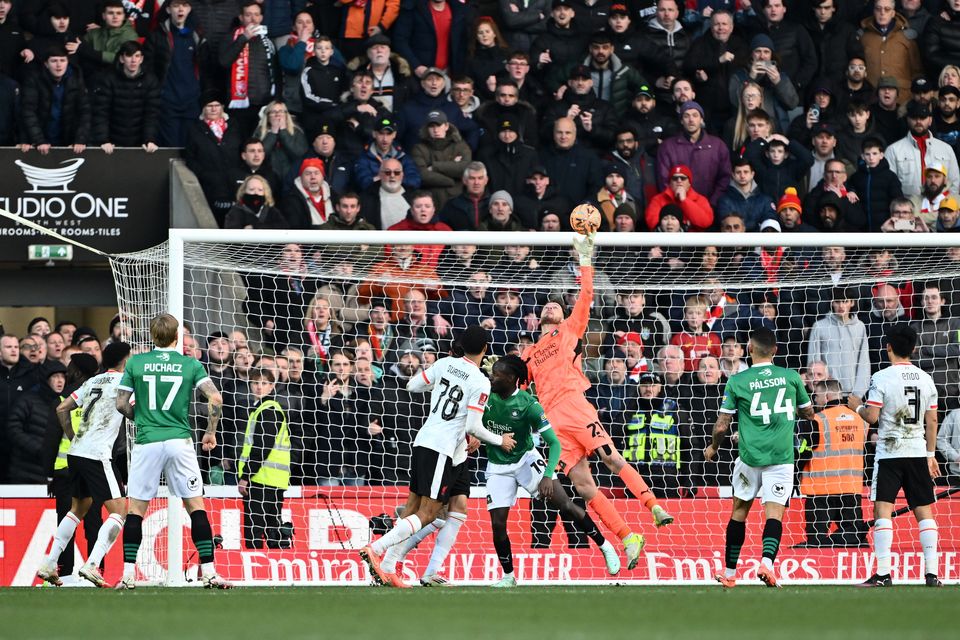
[107,229,960,586]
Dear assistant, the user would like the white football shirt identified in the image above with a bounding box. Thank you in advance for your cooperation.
[865,362,938,460]
[69,371,125,461]
[410,356,490,459]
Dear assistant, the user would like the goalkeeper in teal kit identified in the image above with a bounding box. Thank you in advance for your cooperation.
[483,355,620,587]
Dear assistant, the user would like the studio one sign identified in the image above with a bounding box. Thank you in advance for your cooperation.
[0,148,176,262]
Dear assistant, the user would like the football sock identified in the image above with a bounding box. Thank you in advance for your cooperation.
[46,511,81,563]
[122,513,143,576]
[493,530,513,575]
[382,518,444,573]
[725,518,746,576]
[918,519,938,576]
[372,515,422,554]
[587,493,630,540]
[618,465,657,511]
[761,519,783,568]
[874,518,893,576]
[190,510,216,564]
[578,512,608,548]
[425,512,466,576]
[86,513,123,568]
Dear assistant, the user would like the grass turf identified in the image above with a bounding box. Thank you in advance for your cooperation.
[0,585,954,640]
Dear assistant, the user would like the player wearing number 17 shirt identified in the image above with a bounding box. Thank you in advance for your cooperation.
[848,323,942,588]
[705,327,814,588]
[522,231,673,572]
[114,313,230,589]
[360,326,517,585]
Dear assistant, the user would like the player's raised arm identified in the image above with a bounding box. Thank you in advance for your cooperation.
[406,365,435,392]
[567,230,597,337]
[197,379,223,451]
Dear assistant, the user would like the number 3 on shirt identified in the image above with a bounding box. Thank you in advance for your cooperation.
[749,387,795,424]
[143,374,183,411]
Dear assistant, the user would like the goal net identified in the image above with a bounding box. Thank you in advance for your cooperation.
[109,230,960,585]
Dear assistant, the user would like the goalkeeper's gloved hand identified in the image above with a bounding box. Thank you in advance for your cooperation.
[572,231,596,267]
[481,354,500,376]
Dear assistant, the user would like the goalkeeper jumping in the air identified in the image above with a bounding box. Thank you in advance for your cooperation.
[522,230,674,571]
[484,355,621,586]
[705,327,815,588]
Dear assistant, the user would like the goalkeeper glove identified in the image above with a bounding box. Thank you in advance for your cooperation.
[572,231,596,267]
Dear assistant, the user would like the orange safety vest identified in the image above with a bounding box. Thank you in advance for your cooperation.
[800,404,866,496]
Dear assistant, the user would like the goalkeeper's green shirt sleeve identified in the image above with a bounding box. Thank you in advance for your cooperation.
[540,426,562,480]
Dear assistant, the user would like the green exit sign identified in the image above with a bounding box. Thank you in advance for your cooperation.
[28,244,73,261]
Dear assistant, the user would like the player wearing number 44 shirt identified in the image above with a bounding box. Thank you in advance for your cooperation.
[848,323,943,588]
[706,327,815,589]
[361,326,517,587]
[114,314,230,590]
[37,343,132,588]
[522,231,673,573]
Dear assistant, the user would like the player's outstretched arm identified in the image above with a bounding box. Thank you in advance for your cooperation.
[798,405,816,421]
[567,230,596,337]
[704,413,733,461]
[116,389,135,421]
[536,427,563,500]
[56,396,78,440]
[198,379,223,451]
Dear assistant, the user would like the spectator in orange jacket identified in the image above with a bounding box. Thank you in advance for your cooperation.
[357,244,445,321]
[644,164,714,231]
[339,0,401,61]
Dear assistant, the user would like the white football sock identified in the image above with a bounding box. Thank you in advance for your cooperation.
[123,562,136,579]
[371,515,422,554]
[918,519,938,576]
[46,512,81,563]
[874,519,893,576]
[424,512,466,577]
[382,518,445,573]
[201,562,216,577]
[86,513,124,568]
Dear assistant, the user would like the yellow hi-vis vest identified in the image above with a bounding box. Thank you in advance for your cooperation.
[54,401,83,470]
[237,399,291,489]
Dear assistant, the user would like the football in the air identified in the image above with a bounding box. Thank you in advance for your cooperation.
[570,203,601,235]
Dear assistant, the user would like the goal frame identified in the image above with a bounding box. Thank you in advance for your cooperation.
[153,228,957,586]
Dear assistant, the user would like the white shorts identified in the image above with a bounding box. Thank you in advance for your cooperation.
[128,438,204,501]
[485,449,547,511]
[731,458,793,506]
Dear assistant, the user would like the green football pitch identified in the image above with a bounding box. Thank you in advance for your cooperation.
[0,586,954,640]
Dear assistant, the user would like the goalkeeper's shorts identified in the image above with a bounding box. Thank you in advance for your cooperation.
[546,397,614,474]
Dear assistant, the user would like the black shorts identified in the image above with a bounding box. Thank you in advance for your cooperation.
[449,459,471,499]
[873,457,935,509]
[67,455,124,503]
[409,446,455,502]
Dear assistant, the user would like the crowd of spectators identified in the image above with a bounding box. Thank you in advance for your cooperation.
[2,0,960,234]
[5,0,960,516]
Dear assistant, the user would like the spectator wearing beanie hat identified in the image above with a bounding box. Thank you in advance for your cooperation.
[477,117,539,208]
[657,203,685,232]
[645,164,714,231]
[656,100,731,208]
[280,158,334,228]
[596,163,636,229]
[183,89,244,227]
[479,190,527,231]
[612,202,638,232]
[775,187,817,232]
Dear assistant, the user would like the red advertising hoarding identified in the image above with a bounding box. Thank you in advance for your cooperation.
[2,489,958,585]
